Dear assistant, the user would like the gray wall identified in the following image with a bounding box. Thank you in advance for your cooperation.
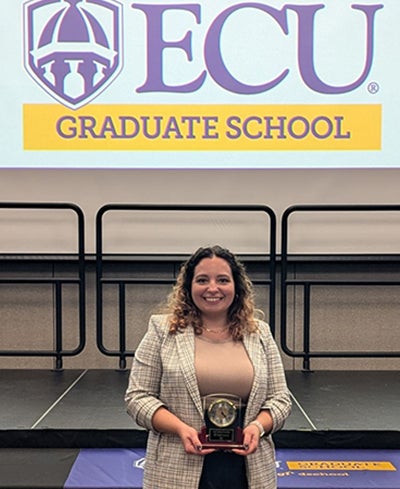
[1,168,400,254]
[1,166,400,370]
[1,259,400,371]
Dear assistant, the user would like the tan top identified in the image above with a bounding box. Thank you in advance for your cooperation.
[194,335,254,402]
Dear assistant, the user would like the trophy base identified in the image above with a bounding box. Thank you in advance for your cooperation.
[198,426,245,450]
[200,441,246,450]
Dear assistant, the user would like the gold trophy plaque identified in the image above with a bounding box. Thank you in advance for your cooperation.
[198,394,244,449]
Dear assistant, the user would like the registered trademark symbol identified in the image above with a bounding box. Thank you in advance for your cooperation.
[367,82,380,94]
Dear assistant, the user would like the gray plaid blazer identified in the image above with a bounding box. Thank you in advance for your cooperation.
[125,314,291,489]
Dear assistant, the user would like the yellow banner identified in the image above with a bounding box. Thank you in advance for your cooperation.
[23,104,381,151]
[287,461,396,471]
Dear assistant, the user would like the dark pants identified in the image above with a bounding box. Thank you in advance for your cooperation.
[198,451,248,489]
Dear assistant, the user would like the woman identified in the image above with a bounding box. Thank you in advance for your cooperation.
[125,245,291,489]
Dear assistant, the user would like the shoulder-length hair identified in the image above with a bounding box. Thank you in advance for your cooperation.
[166,245,263,340]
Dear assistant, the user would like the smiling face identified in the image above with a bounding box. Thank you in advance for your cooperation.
[191,256,235,321]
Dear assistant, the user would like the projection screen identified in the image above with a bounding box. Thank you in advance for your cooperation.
[1,0,396,169]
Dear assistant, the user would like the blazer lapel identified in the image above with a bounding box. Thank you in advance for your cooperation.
[243,332,263,423]
[176,328,204,417]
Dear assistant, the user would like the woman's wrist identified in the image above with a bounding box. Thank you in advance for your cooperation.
[249,419,265,438]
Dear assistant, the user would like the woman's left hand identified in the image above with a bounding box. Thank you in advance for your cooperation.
[231,423,261,456]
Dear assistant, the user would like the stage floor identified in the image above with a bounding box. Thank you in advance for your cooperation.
[1,369,399,449]
[2,447,400,489]
[1,369,400,488]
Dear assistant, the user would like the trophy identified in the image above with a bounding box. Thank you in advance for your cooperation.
[198,393,245,449]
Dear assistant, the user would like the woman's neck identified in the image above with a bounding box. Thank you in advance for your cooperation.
[201,314,229,331]
[199,315,232,339]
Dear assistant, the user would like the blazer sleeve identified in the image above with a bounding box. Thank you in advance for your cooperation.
[259,321,292,433]
[125,314,168,431]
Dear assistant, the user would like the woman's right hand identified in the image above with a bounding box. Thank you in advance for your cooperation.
[152,407,214,455]
[177,423,215,455]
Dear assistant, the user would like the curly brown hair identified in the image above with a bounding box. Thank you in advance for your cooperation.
[165,245,263,340]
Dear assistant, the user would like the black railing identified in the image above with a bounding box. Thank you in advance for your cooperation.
[4,201,400,370]
[0,202,85,370]
[281,204,400,370]
[96,204,276,369]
